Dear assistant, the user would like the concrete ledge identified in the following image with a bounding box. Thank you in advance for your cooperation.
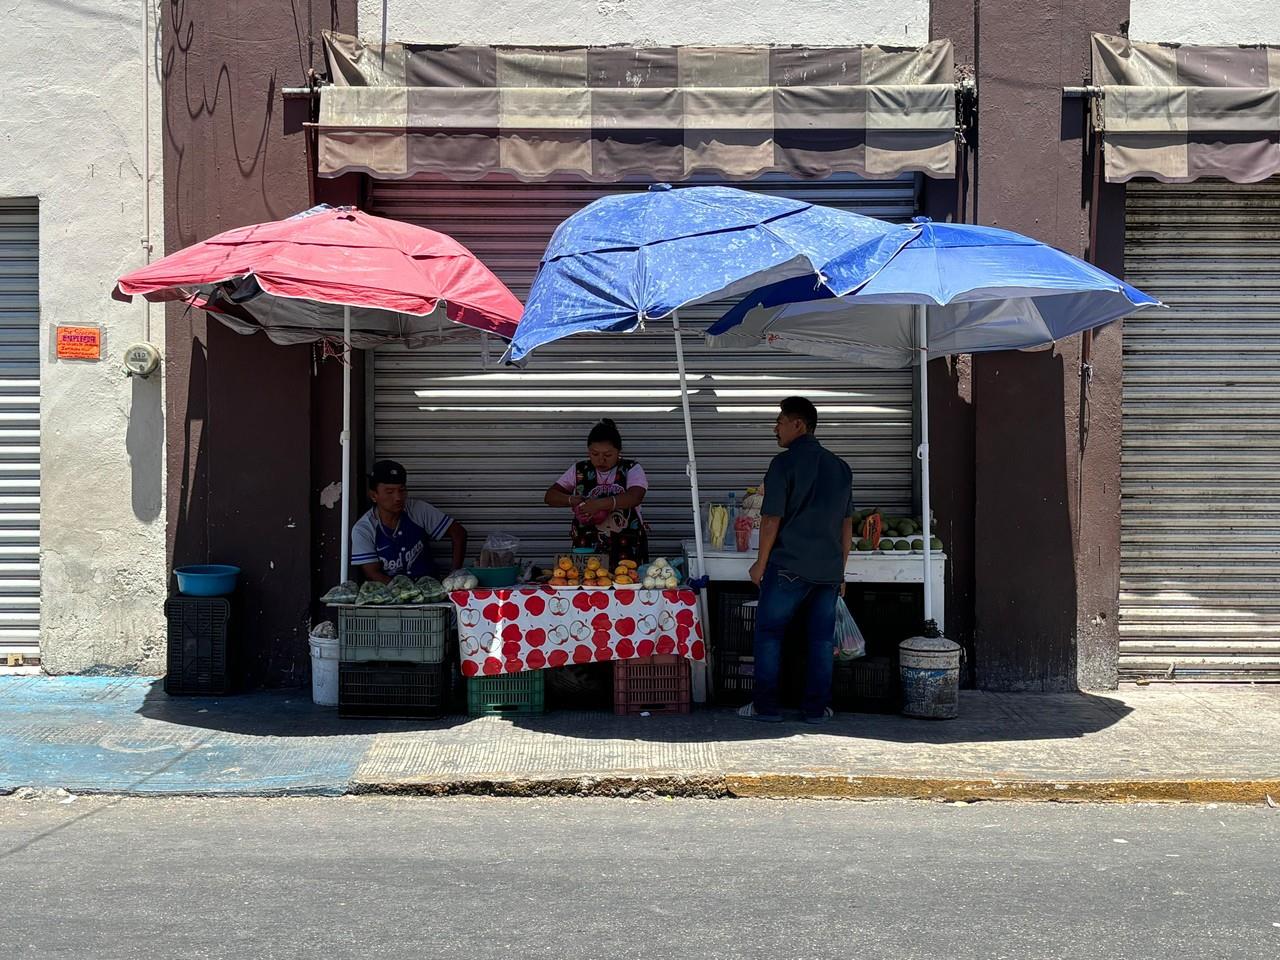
[723,774,1280,804]
[347,772,1280,804]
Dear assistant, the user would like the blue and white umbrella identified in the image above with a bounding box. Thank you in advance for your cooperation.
[707,218,1161,628]
[510,184,915,578]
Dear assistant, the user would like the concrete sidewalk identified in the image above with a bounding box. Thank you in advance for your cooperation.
[1,675,1277,802]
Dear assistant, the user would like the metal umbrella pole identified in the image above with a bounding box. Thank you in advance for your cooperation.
[672,311,713,701]
[671,311,707,579]
[916,302,935,630]
[340,304,352,582]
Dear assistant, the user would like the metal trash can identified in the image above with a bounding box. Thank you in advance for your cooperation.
[899,635,962,719]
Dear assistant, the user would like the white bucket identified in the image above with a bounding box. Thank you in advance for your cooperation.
[899,635,962,719]
[308,632,340,706]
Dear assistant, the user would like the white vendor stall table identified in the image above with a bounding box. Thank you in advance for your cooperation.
[682,541,947,702]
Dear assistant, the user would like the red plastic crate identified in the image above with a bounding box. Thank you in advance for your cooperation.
[613,654,692,716]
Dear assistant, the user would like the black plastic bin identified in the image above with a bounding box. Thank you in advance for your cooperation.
[339,660,451,719]
[164,596,236,695]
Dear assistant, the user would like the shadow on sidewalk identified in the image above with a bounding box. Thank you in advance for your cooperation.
[499,691,1134,745]
[133,680,1132,745]
[134,679,470,738]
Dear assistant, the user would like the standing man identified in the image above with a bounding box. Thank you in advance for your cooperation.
[742,397,854,724]
[351,460,468,582]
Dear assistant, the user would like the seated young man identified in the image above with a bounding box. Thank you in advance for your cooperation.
[350,460,467,582]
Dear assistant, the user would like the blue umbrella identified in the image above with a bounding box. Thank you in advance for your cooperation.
[707,218,1161,630]
[510,183,916,585]
[509,184,915,361]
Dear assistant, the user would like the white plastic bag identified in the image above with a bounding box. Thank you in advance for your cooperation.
[834,597,866,661]
[479,532,520,568]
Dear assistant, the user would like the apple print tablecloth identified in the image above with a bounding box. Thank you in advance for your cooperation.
[449,587,705,676]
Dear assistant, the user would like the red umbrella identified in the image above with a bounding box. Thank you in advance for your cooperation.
[114,205,522,343]
[115,205,522,580]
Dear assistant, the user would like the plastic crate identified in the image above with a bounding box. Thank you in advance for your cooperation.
[846,587,923,655]
[832,655,902,714]
[338,605,452,663]
[339,660,450,719]
[714,584,758,657]
[613,654,692,716]
[467,670,545,717]
[164,596,234,695]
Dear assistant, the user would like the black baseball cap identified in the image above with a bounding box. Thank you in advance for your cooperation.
[369,460,407,488]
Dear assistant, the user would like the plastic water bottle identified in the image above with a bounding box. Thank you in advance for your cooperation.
[726,492,738,552]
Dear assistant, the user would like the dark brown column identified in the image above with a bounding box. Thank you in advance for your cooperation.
[964,0,1130,690]
[163,2,358,686]
[922,0,979,677]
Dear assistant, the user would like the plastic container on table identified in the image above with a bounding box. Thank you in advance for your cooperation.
[469,565,519,588]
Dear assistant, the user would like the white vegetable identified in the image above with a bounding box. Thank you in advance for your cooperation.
[665,576,678,588]
[643,577,657,590]
[463,575,479,590]
[652,557,668,568]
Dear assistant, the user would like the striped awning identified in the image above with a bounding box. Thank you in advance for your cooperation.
[318,31,957,183]
[1092,33,1280,183]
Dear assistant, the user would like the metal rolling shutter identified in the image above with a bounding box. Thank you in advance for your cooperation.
[0,200,40,658]
[368,175,918,564]
[1121,181,1280,679]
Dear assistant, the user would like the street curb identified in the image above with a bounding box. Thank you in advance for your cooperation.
[722,775,1280,804]
[349,774,1280,804]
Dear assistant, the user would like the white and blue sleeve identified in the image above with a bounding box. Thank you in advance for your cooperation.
[350,512,379,566]
[408,499,455,541]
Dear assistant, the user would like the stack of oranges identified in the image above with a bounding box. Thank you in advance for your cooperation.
[613,559,639,585]
[549,556,581,588]
[582,557,612,589]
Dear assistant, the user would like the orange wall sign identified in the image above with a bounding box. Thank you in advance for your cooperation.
[55,326,103,361]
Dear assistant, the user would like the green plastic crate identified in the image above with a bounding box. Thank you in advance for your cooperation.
[339,605,452,663]
[467,671,545,716]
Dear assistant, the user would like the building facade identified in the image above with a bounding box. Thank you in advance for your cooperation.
[0,0,166,672]
[8,0,1276,689]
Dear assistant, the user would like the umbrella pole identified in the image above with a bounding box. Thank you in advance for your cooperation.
[672,311,707,578]
[340,305,352,582]
[916,303,935,631]
[673,311,711,702]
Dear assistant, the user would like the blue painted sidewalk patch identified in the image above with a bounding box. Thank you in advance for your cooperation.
[0,676,381,796]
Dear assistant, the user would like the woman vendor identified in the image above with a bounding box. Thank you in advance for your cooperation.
[543,418,649,565]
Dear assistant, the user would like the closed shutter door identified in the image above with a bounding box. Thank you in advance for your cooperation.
[368,175,918,564]
[0,199,40,658]
[1121,181,1280,679]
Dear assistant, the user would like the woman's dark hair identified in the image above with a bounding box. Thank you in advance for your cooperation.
[587,418,623,450]
[780,396,818,433]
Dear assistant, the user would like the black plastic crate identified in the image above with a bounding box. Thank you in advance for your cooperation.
[339,660,450,719]
[164,596,235,695]
[832,655,902,714]
[845,587,924,656]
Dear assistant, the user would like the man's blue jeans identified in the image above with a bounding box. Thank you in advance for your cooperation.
[752,564,838,718]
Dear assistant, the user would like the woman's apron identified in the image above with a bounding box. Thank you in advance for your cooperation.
[569,459,650,566]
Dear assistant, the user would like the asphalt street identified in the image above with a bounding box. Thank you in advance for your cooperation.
[1,795,1276,959]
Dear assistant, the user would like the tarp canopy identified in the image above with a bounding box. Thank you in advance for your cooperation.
[318,30,958,183]
[1092,33,1280,183]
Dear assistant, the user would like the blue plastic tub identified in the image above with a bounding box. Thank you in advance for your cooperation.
[174,564,240,597]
